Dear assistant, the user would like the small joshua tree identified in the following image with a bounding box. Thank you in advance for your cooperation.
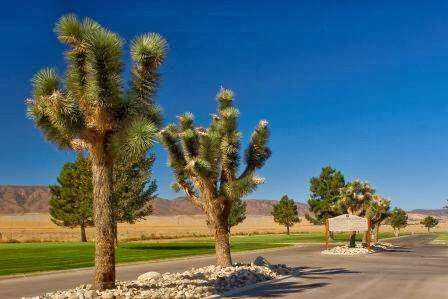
[337,180,374,247]
[389,207,408,236]
[420,216,438,233]
[366,194,391,243]
[26,15,167,289]
[272,195,301,235]
[160,88,270,266]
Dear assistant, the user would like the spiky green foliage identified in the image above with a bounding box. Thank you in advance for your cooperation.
[272,195,301,234]
[26,14,167,288]
[307,166,346,224]
[160,88,270,265]
[160,88,270,211]
[336,180,375,216]
[49,154,93,241]
[420,216,438,233]
[388,207,408,235]
[27,14,166,158]
[366,194,391,227]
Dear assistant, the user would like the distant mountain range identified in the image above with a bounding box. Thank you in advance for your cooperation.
[0,185,308,216]
[0,185,445,217]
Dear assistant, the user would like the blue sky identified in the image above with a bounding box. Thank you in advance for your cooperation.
[1,1,448,209]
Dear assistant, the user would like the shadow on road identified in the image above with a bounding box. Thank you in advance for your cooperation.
[380,247,413,253]
[228,267,357,297]
[229,282,330,297]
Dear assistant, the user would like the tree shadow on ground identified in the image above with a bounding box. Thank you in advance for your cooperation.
[379,247,413,253]
[228,282,330,297]
[228,267,357,297]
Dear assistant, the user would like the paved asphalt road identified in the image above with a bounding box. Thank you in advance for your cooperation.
[0,235,446,298]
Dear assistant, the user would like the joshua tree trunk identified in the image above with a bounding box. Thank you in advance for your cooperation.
[394,229,399,237]
[348,231,356,248]
[286,225,290,235]
[375,225,380,243]
[92,144,115,290]
[213,210,232,267]
[427,227,430,233]
[362,230,368,246]
[80,223,87,242]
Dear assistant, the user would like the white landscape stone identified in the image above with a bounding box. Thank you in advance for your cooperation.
[31,258,294,299]
[321,242,398,255]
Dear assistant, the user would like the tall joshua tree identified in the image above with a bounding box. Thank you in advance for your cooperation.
[160,88,270,266]
[26,15,167,289]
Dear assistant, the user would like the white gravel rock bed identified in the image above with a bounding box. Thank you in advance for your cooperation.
[321,244,372,255]
[322,242,399,255]
[33,260,293,299]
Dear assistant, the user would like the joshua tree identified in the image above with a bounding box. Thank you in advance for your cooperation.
[160,88,270,266]
[272,195,301,235]
[365,194,391,243]
[389,207,408,236]
[420,216,438,233]
[337,180,374,247]
[26,15,167,289]
[307,166,345,224]
[49,154,93,242]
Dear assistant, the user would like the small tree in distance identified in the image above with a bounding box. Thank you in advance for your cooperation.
[389,208,408,236]
[272,195,301,235]
[307,166,345,224]
[112,155,157,242]
[420,216,438,233]
[49,154,93,242]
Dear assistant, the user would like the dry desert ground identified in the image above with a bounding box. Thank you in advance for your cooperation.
[0,213,446,242]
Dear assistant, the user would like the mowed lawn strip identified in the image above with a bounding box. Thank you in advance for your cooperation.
[433,232,448,244]
[0,232,396,276]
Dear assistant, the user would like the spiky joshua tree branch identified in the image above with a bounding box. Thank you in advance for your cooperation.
[160,88,271,266]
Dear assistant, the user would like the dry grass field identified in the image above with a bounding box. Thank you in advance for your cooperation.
[0,213,446,242]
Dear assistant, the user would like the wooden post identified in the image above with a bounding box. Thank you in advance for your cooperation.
[325,219,329,250]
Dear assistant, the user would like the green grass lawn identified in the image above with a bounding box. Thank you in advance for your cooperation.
[432,232,448,244]
[0,232,396,276]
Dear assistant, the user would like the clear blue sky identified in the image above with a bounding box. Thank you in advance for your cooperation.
[1,1,447,209]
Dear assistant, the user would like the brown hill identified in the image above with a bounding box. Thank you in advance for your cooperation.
[0,185,308,216]
[409,209,447,217]
[0,185,50,214]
